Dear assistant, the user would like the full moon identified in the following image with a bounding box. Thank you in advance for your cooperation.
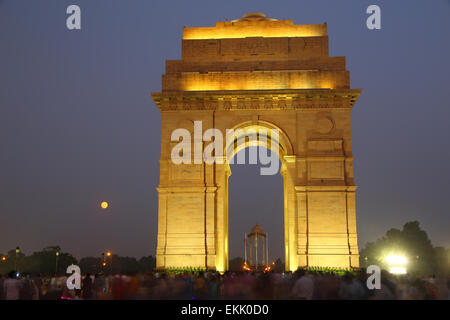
[101,201,108,209]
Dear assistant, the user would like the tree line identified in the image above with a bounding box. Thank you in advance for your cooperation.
[359,221,449,277]
[0,246,156,276]
[1,221,448,277]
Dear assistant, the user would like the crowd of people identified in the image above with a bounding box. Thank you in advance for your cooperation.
[1,269,449,300]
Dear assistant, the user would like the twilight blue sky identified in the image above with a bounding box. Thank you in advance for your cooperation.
[0,0,449,260]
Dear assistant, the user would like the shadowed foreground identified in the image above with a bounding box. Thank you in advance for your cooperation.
[1,270,448,300]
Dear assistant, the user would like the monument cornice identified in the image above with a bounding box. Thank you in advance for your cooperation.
[151,89,361,111]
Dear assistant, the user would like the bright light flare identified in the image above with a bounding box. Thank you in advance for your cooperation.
[386,255,407,265]
[389,267,407,275]
[386,254,408,275]
[101,201,108,209]
[242,262,252,272]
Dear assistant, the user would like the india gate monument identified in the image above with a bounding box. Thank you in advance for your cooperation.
[151,13,361,272]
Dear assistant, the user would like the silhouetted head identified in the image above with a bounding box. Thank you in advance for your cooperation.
[344,272,354,283]
[295,269,306,278]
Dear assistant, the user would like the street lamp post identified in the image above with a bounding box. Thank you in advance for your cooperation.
[15,247,20,271]
[101,252,105,273]
[55,251,60,274]
[106,251,112,274]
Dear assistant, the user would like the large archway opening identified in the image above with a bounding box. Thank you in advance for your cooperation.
[228,146,284,271]
[221,121,295,271]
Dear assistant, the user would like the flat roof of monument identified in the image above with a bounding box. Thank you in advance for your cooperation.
[183,13,327,40]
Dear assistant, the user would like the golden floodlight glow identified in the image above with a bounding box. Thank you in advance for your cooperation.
[182,78,334,91]
[386,255,407,265]
[182,14,327,40]
[386,254,408,275]
[389,267,407,275]
[101,201,108,209]
[106,251,111,257]
[183,26,324,40]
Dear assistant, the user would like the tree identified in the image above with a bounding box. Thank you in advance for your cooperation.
[0,249,26,274]
[434,247,450,277]
[23,247,77,275]
[0,249,158,276]
[272,258,284,273]
[360,221,444,276]
[0,251,16,275]
[79,255,157,275]
[0,247,77,275]
[229,257,244,271]
[79,257,103,275]
[138,256,156,272]
[111,256,139,274]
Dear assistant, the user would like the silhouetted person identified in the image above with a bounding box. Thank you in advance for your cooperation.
[207,273,219,300]
[193,272,207,299]
[82,273,93,300]
[291,270,314,300]
[92,273,104,299]
[32,274,43,299]
[3,271,21,300]
[19,273,34,300]
[0,274,4,299]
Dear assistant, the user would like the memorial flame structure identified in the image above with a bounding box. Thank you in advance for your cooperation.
[245,225,269,270]
[151,13,361,271]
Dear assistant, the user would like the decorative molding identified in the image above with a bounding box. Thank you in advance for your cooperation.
[151,89,361,111]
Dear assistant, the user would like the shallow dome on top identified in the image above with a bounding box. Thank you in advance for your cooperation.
[232,12,278,23]
[250,224,264,234]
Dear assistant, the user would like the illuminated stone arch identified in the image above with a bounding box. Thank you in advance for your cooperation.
[224,120,294,159]
[221,119,295,271]
[151,13,361,271]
